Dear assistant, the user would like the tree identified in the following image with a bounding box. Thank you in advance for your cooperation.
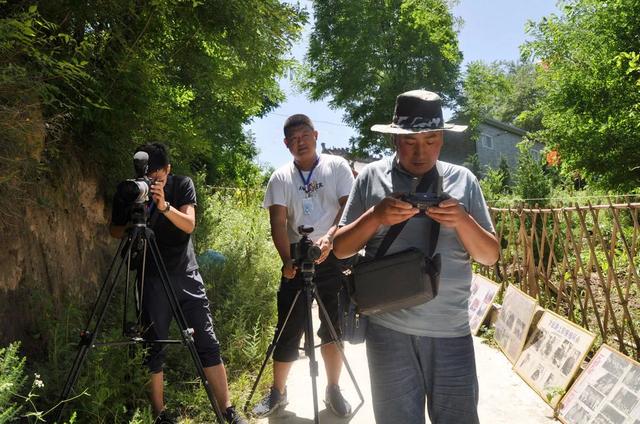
[462,153,483,179]
[524,0,640,190]
[498,156,512,191]
[2,0,307,187]
[304,0,462,155]
[514,141,550,204]
[456,60,544,135]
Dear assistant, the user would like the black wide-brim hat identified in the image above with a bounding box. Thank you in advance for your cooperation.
[371,90,467,134]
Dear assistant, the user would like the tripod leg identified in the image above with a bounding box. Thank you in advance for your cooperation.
[302,279,320,424]
[243,289,303,413]
[55,235,132,422]
[145,234,226,424]
[314,290,365,416]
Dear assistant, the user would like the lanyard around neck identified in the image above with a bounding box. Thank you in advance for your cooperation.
[295,156,320,191]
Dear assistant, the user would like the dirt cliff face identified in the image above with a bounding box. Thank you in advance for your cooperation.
[0,165,115,357]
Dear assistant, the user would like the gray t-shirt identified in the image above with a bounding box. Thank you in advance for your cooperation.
[340,156,494,337]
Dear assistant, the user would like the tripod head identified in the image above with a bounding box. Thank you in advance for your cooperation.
[291,225,321,280]
[129,202,150,227]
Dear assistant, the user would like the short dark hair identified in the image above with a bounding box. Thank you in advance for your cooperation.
[283,114,314,138]
[135,142,170,172]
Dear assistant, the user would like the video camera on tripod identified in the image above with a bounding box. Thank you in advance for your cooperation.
[291,225,322,272]
[116,151,156,206]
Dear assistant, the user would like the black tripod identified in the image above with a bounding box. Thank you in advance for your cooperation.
[244,227,364,424]
[54,203,225,424]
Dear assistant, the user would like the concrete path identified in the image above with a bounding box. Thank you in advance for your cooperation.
[255,304,557,424]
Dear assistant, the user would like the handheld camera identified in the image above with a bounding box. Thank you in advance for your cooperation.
[401,192,450,210]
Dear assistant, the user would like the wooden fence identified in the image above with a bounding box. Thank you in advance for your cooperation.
[478,200,640,360]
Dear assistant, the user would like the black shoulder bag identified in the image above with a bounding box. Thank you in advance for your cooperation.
[348,171,442,316]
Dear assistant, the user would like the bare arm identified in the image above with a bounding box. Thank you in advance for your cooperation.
[108,203,195,238]
[149,177,195,234]
[163,203,196,234]
[333,196,418,259]
[269,204,296,279]
[426,198,499,265]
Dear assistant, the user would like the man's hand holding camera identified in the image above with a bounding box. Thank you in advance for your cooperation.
[282,258,297,280]
[150,178,169,213]
[425,198,470,229]
[371,195,419,226]
[314,233,334,264]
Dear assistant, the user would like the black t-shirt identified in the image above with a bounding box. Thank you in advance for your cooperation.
[111,175,199,276]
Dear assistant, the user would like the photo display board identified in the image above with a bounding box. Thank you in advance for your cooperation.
[558,344,640,424]
[468,273,500,335]
[514,310,596,407]
[494,284,537,363]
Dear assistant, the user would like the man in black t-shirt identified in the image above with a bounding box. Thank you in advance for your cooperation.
[110,143,246,424]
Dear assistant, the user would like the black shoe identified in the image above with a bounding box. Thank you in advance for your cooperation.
[251,386,288,417]
[325,384,352,418]
[224,406,248,424]
[153,410,177,424]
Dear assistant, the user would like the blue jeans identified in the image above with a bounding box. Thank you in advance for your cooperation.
[366,322,479,424]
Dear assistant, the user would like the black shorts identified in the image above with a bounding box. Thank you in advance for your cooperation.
[272,252,345,362]
[139,270,221,373]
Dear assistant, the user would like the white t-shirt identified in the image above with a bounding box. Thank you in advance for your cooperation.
[263,153,354,243]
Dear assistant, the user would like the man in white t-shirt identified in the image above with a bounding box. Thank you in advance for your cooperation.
[253,114,355,418]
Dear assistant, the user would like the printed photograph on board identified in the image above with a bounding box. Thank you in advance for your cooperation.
[494,284,538,363]
[514,310,595,407]
[558,344,640,424]
[467,274,500,335]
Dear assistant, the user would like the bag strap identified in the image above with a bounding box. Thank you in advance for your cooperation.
[375,163,442,259]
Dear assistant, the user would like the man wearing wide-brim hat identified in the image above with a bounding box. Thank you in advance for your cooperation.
[334,90,499,424]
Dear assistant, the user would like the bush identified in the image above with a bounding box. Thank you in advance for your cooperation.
[196,188,280,380]
[7,185,281,423]
[37,297,155,423]
[514,140,550,205]
[0,342,27,423]
[152,186,281,420]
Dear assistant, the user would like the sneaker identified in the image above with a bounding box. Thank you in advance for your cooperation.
[325,384,352,418]
[251,386,288,417]
[224,406,248,424]
[153,410,177,424]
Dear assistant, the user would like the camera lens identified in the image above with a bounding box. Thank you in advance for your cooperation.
[117,179,150,203]
[306,245,322,261]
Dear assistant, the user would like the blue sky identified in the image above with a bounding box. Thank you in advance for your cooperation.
[246,0,558,169]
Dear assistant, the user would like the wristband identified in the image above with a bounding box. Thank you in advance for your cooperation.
[159,201,171,214]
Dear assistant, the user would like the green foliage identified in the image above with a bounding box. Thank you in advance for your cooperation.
[0,342,78,424]
[480,169,507,202]
[481,156,513,201]
[1,1,306,196]
[478,325,498,349]
[34,296,154,423]
[457,60,544,135]
[513,141,550,204]
[498,157,512,190]
[0,2,95,224]
[0,342,27,423]
[545,386,566,403]
[524,0,640,190]
[462,153,483,179]
[192,188,280,413]
[196,189,280,371]
[304,0,462,155]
